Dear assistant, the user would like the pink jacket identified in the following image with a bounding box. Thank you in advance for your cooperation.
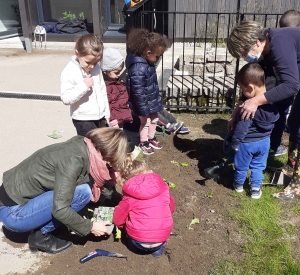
[113,172,176,243]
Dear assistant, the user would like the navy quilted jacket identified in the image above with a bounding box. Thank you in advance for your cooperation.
[125,50,163,116]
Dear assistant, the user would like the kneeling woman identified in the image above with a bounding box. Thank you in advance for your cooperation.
[0,128,129,254]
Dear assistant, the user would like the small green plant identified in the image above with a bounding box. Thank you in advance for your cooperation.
[164,179,177,188]
[181,162,189,167]
[62,11,85,20]
[79,12,85,20]
[47,130,62,139]
[187,215,200,230]
[205,193,213,198]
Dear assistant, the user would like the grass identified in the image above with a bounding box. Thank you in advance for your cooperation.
[209,152,300,275]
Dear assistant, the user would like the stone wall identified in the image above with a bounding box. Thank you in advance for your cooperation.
[174,48,238,77]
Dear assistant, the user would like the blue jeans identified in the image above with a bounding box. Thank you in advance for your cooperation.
[234,138,270,189]
[0,184,91,234]
[127,237,165,254]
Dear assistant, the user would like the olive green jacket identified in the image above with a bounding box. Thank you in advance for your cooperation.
[2,136,93,236]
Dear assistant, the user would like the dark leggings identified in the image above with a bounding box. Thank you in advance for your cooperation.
[270,96,294,151]
[157,109,177,126]
[72,118,107,137]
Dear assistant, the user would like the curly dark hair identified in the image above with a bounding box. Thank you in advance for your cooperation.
[127,28,167,55]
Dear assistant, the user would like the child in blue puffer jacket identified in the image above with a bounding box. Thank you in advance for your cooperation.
[126,28,167,155]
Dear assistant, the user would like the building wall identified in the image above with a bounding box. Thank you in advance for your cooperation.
[0,0,21,32]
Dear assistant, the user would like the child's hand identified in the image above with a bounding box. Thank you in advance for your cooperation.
[84,74,94,88]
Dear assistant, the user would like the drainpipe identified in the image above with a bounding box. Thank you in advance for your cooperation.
[18,0,33,53]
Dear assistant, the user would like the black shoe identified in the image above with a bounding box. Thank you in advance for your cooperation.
[28,230,72,254]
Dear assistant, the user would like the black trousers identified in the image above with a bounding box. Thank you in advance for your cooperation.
[72,118,107,137]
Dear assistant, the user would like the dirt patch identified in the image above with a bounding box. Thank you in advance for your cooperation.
[16,113,242,275]
[4,112,295,275]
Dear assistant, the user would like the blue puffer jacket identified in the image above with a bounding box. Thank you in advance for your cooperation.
[125,50,163,116]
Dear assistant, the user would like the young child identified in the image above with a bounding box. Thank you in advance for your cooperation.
[60,34,110,136]
[101,48,133,128]
[232,63,279,199]
[279,9,300,28]
[157,109,190,134]
[126,28,166,155]
[113,159,176,257]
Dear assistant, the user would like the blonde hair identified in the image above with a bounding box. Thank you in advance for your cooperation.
[75,34,103,57]
[117,159,149,185]
[86,127,128,171]
[227,20,267,58]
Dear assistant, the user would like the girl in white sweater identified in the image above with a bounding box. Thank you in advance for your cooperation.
[61,34,110,136]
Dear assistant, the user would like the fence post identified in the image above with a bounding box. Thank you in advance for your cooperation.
[231,0,242,111]
[18,0,32,53]
[91,0,102,37]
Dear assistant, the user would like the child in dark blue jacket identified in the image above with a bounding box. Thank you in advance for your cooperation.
[126,28,167,155]
[232,63,279,199]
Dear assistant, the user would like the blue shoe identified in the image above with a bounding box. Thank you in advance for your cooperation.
[151,242,166,258]
[251,188,262,199]
[169,122,184,134]
[270,145,287,157]
[178,126,190,134]
[233,184,244,193]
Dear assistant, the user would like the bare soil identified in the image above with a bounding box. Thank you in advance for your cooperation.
[4,112,294,275]
[26,113,243,275]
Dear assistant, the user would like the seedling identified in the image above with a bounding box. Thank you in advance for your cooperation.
[171,160,179,166]
[47,130,63,139]
[187,215,199,230]
[181,162,189,167]
[163,179,177,188]
[205,193,213,198]
[79,12,85,20]
[62,11,76,20]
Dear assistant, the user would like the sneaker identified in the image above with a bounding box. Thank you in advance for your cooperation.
[233,184,244,193]
[178,126,190,134]
[169,122,184,134]
[269,145,287,157]
[151,242,166,258]
[148,137,162,149]
[139,141,154,155]
[251,188,262,199]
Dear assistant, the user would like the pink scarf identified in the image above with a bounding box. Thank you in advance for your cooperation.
[84,137,116,202]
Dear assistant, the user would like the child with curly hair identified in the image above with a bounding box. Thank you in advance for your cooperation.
[113,159,176,257]
[126,28,167,155]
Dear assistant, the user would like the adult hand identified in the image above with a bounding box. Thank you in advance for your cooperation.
[84,74,94,88]
[240,97,259,121]
[228,105,242,131]
[91,220,112,237]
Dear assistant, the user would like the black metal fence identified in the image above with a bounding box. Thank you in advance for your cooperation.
[126,2,282,112]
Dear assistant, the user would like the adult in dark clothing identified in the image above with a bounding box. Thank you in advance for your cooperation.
[232,63,278,199]
[227,20,300,200]
[0,128,129,253]
[258,59,293,156]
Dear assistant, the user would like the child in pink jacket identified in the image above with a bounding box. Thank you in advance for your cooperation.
[113,159,176,257]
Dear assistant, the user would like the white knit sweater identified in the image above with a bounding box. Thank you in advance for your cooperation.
[60,56,110,120]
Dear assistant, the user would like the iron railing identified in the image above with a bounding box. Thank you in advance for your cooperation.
[126,5,282,111]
